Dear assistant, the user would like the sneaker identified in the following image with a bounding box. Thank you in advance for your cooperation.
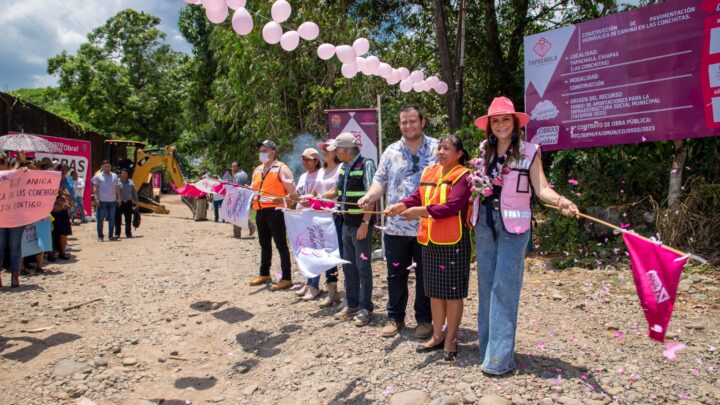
[302,286,320,301]
[271,279,293,291]
[414,322,433,339]
[295,284,308,297]
[335,306,359,321]
[249,275,272,286]
[97,237,104,242]
[381,320,404,337]
[354,309,373,327]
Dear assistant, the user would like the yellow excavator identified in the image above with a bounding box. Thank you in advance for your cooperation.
[103,140,196,215]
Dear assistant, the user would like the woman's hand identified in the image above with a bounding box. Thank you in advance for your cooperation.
[356,222,369,240]
[383,203,407,217]
[557,196,579,217]
[400,206,426,221]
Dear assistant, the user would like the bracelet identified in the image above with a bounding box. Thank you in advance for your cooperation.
[556,196,563,206]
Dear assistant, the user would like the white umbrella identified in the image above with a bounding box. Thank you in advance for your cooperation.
[0,133,63,153]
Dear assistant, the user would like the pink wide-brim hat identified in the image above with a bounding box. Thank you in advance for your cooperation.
[474,96,531,130]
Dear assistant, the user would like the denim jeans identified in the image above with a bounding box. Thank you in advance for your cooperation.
[74,196,85,221]
[383,234,431,324]
[475,204,531,374]
[96,201,117,238]
[341,223,374,311]
[213,199,223,222]
[0,226,25,272]
[308,215,342,288]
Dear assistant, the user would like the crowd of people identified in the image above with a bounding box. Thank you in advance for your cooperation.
[241,97,579,374]
[0,154,91,288]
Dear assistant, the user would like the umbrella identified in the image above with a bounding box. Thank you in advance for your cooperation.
[0,133,63,153]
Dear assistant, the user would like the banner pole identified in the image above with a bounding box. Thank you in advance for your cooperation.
[377,94,385,258]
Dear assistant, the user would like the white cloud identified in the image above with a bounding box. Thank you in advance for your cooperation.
[0,0,191,90]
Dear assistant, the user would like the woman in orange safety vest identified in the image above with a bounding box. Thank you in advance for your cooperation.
[384,135,472,362]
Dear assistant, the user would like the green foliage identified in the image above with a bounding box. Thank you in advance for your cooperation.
[9,87,95,131]
[47,9,187,145]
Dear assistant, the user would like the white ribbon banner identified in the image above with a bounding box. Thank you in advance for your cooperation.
[219,186,254,229]
[283,210,348,278]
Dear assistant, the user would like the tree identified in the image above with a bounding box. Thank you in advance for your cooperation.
[47,9,187,145]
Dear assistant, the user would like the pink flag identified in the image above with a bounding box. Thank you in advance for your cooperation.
[308,198,335,210]
[169,182,207,198]
[622,232,688,342]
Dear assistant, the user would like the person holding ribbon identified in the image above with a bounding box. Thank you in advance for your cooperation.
[248,140,298,291]
[471,96,578,375]
[384,135,472,361]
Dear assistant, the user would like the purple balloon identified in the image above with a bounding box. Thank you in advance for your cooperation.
[317,43,335,60]
[262,21,283,44]
[206,5,228,24]
[231,7,253,35]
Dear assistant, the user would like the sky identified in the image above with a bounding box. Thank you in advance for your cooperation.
[0,0,192,91]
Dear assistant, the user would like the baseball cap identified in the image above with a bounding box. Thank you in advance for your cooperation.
[327,132,359,151]
[316,139,333,150]
[256,139,278,150]
[300,148,320,160]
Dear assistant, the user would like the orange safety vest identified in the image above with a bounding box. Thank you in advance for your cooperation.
[417,164,470,246]
[251,160,289,210]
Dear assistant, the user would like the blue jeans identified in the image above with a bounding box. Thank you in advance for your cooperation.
[341,223,374,311]
[96,201,117,238]
[308,215,342,288]
[213,199,223,222]
[74,196,85,221]
[475,204,531,374]
[384,234,431,324]
[0,226,25,272]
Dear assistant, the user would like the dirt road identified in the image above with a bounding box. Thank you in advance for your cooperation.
[1,195,718,405]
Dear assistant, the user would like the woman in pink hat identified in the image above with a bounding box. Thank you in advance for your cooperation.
[471,96,578,375]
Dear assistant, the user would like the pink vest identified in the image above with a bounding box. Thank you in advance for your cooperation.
[492,141,539,234]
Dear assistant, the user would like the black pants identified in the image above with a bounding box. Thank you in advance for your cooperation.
[115,201,134,237]
[256,208,292,280]
[384,234,432,324]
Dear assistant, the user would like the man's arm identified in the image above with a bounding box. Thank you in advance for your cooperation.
[358,153,387,207]
[279,165,298,200]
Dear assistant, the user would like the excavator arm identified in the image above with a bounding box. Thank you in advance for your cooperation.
[132,145,195,215]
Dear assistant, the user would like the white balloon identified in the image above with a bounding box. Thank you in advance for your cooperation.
[203,0,225,11]
[317,43,335,60]
[297,22,319,41]
[231,7,253,35]
[364,56,380,74]
[206,5,228,24]
[410,70,425,83]
[399,79,413,93]
[271,0,292,23]
[225,0,245,9]
[341,63,358,79]
[398,67,410,80]
[413,80,426,92]
[377,63,392,79]
[352,38,370,56]
[262,21,283,44]
[280,31,300,51]
[434,81,449,95]
[335,45,357,65]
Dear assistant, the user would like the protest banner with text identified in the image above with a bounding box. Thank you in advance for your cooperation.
[0,169,61,228]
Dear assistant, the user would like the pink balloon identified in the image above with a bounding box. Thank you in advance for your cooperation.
[399,79,413,93]
[413,80,426,92]
[398,67,410,80]
[335,45,357,65]
[352,38,370,56]
[356,57,367,74]
[262,21,283,44]
[317,43,335,60]
[231,7,253,35]
[386,69,401,85]
[423,81,433,91]
[341,63,358,79]
[202,0,225,11]
[185,0,202,4]
[271,0,292,23]
[434,81,449,95]
[206,6,228,24]
[298,22,319,41]
[377,63,392,79]
[280,31,300,51]
[426,75,440,87]
[410,70,425,83]
[226,0,245,9]
[364,56,380,74]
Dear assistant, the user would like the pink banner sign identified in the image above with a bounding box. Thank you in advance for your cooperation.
[0,169,61,228]
[524,0,720,150]
[9,132,93,215]
[326,108,378,164]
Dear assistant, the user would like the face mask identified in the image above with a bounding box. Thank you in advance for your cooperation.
[259,152,270,163]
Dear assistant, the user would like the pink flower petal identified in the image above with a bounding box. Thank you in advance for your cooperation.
[663,342,687,361]
[439,265,446,270]
[620,222,631,229]
[392,262,400,267]
[568,179,579,186]
[360,252,368,261]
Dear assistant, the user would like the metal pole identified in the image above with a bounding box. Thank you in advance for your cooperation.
[377,94,385,259]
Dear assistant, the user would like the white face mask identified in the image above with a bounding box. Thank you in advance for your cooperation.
[259,152,270,163]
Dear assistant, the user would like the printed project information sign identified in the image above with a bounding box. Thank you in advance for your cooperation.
[524,0,720,150]
[326,108,378,164]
